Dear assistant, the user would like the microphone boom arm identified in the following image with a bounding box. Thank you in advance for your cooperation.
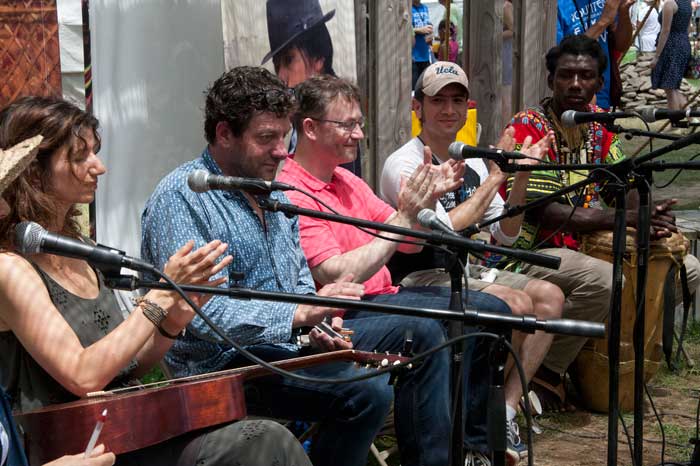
[106,274,605,338]
[256,197,561,270]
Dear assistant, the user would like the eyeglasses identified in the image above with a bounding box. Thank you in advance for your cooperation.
[311,116,366,132]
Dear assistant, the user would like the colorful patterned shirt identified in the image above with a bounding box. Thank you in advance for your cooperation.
[505,100,625,257]
[141,148,315,377]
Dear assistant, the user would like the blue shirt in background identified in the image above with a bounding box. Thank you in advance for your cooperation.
[412,2,432,63]
[141,148,314,377]
[557,0,612,109]
[0,388,28,466]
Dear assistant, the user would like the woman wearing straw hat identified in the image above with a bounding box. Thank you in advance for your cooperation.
[0,137,115,466]
[0,96,312,466]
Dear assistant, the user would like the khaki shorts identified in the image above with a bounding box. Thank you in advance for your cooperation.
[399,265,532,292]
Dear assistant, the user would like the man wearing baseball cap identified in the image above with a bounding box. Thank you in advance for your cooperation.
[381,61,562,466]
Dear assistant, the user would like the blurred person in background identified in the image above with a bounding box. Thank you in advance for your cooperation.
[651,0,692,112]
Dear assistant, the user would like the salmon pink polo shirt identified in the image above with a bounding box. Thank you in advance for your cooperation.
[277,157,400,296]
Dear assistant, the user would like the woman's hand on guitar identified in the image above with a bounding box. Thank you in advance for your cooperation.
[147,240,233,332]
[44,444,115,466]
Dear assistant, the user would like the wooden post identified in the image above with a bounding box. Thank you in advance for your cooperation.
[514,0,557,112]
[462,0,470,74]
[466,0,503,146]
[354,0,371,182]
[363,0,412,190]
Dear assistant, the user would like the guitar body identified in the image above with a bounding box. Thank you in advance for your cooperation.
[15,350,404,465]
[19,371,247,464]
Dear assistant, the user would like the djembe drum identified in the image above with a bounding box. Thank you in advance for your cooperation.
[571,229,686,412]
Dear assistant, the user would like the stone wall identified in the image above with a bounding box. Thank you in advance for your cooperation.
[620,53,694,110]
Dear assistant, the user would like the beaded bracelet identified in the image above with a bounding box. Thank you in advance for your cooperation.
[131,296,185,340]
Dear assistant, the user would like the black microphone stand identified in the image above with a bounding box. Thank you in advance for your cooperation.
[470,127,700,466]
[445,239,468,466]
[254,196,564,466]
[608,134,700,466]
[105,274,605,337]
[443,238,507,466]
[606,124,682,141]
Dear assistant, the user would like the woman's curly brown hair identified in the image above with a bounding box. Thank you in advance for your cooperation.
[0,96,100,248]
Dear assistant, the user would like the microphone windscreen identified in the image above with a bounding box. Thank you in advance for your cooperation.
[560,110,578,128]
[639,107,656,122]
[187,170,210,193]
[416,208,436,230]
[447,141,465,159]
[15,221,44,254]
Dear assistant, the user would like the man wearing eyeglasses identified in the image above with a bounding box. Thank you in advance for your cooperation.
[276,74,529,465]
[143,66,513,466]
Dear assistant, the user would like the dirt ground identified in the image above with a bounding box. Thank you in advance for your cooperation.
[367,121,700,466]
[368,325,700,466]
[529,333,700,466]
[502,126,700,466]
[620,120,700,210]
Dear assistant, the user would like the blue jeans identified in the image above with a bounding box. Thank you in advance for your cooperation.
[236,286,508,466]
[361,286,511,456]
[412,60,431,90]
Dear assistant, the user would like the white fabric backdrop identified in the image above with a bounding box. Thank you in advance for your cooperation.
[90,0,224,306]
[57,0,85,105]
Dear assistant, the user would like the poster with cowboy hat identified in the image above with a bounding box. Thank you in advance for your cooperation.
[222,0,356,87]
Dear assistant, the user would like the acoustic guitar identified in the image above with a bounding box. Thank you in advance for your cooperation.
[16,349,408,465]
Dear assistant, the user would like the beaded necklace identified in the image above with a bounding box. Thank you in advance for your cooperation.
[542,98,605,208]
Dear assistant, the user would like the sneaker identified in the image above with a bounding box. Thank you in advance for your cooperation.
[507,417,527,463]
[519,390,543,416]
[465,451,491,466]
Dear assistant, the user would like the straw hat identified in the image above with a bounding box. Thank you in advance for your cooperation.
[0,135,42,195]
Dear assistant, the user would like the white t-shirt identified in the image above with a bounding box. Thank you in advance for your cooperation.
[380,137,519,245]
[630,2,660,52]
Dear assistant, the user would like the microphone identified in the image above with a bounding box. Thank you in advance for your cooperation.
[418,208,482,236]
[640,107,700,122]
[417,209,561,269]
[15,222,155,273]
[448,141,528,162]
[188,169,294,195]
[560,110,635,128]
[417,208,458,236]
[542,318,606,339]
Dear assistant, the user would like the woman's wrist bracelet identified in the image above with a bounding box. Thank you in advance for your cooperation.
[132,296,185,340]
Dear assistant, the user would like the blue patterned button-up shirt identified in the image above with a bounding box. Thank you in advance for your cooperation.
[141,148,315,377]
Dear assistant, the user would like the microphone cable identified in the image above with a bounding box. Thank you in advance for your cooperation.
[282,184,456,256]
[527,166,625,252]
[150,266,537,466]
[153,264,529,386]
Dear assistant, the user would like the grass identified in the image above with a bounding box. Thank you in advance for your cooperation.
[685,319,700,344]
[619,134,700,210]
[140,365,166,384]
[650,417,695,460]
[621,50,637,66]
